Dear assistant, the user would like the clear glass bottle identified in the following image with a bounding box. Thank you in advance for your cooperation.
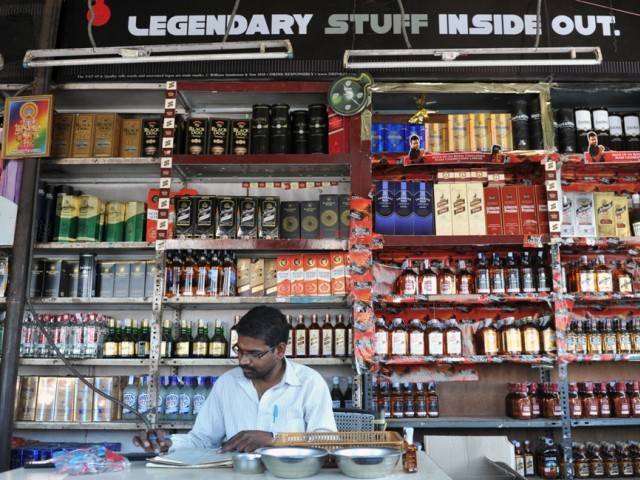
[195,251,209,296]
[374,317,390,356]
[391,317,408,356]
[181,249,196,296]
[536,250,551,293]
[456,259,474,295]
[444,317,462,357]
[521,251,536,293]
[425,319,444,356]
[595,255,614,293]
[402,427,418,473]
[408,318,426,356]
[438,259,457,295]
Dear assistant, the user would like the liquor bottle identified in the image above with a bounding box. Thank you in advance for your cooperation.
[221,251,237,296]
[160,319,173,358]
[418,259,438,295]
[321,314,334,357]
[616,317,633,354]
[427,382,439,417]
[391,382,404,418]
[164,375,181,421]
[505,252,521,294]
[408,318,425,356]
[285,315,294,357]
[425,319,444,356]
[119,319,136,358]
[575,320,588,355]
[308,314,321,358]
[614,261,633,294]
[334,314,348,357]
[164,252,175,297]
[229,315,240,356]
[575,107,593,153]
[207,250,221,296]
[174,319,192,358]
[195,251,209,296]
[444,317,463,356]
[114,320,123,357]
[209,320,228,358]
[170,251,183,297]
[601,317,617,354]
[520,251,536,293]
[344,377,354,409]
[294,314,308,358]
[536,250,551,293]
[586,318,602,354]
[102,318,119,358]
[346,315,353,357]
[631,193,640,236]
[390,317,408,356]
[192,319,209,358]
[402,427,418,473]
[456,259,474,295]
[181,250,196,296]
[438,259,457,295]
[375,317,389,356]
[490,253,506,294]
[415,383,427,418]
[331,377,344,409]
[396,259,418,296]
[122,376,139,420]
[475,252,491,294]
[577,256,596,293]
[135,319,150,358]
[595,255,613,293]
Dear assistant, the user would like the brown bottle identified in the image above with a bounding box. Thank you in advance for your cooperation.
[573,443,591,479]
[569,382,583,418]
[595,255,614,293]
[626,381,640,417]
[566,320,578,354]
[418,259,438,295]
[523,440,535,476]
[408,318,426,356]
[390,317,408,356]
[578,255,596,293]
[575,320,589,355]
[601,316,617,354]
[513,383,532,420]
[321,314,334,357]
[529,383,541,418]
[391,382,404,419]
[614,261,634,293]
[438,259,457,295]
[307,314,321,358]
[540,316,557,354]
[456,259,474,295]
[544,384,562,419]
[632,317,640,353]
[596,382,612,417]
[444,317,463,357]
[602,442,620,478]
[294,314,308,358]
[502,317,523,355]
[616,317,633,354]
[402,427,418,474]
[333,314,348,357]
[374,317,390,356]
[587,443,605,478]
[476,318,499,356]
[521,316,541,355]
[580,382,599,418]
[181,249,197,296]
[285,315,294,357]
[396,259,418,296]
[427,382,439,417]
[613,382,631,417]
[587,318,603,354]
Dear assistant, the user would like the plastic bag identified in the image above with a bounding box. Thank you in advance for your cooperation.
[52,446,129,475]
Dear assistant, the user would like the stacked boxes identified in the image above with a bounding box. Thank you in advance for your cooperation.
[374,181,434,235]
[275,252,348,297]
[561,191,632,238]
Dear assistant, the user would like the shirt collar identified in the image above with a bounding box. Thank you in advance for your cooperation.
[232,357,302,387]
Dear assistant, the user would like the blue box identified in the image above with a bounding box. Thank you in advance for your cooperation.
[374,181,395,234]
[385,123,406,153]
[394,181,414,235]
[371,123,386,153]
[412,181,435,235]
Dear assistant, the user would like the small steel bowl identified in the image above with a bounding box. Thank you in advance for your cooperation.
[332,447,402,479]
[232,453,265,474]
[256,447,328,479]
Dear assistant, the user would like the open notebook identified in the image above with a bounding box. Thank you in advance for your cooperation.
[146,448,234,469]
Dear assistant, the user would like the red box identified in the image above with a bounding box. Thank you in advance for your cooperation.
[303,255,318,296]
[534,185,550,234]
[317,254,332,296]
[328,108,350,154]
[484,187,503,235]
[500,186,521,235]
[330,252,347,296]
[146,187,198,242]
[290,255,305,296]
[276,256,291,297]
[518,186,539,235]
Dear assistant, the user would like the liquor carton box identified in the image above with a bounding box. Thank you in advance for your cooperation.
[62,260,79,297]
[237,197,258,239]
[129,261,147,298]
[193,196,215,239]
[500,186,521,235]
[434,183,453,235]
[75,378,94,423]
[466,182,486,235]
[52,114,75,157]
[44,260,64,298]
[77,195,103,242]
[35,377,58,422]
[394,181,413,235]
[534,185,550,234]
[330,252,347,295]
[216,197,237,239]
[29,259,45,298]
[411,181,434,235]
[613,196,631,237]
[594,192,617,237]
[93,377,119,422]
[573,192,597,237]
[561,192,575,237]
[141,118,161,157]
[93,113,121,157]
[291,255,305,296]
[208,118,230,155]
[54,377,77,422]
[374,181,395,235]
[146,188,199,242]
[328,107,350,154]
[450,183,469,235]
[145,261,157,298]
[15,376,39,421]
[186,118,208,155]
[319,195,340,239]
[265,258,278,296]
[114,262,132,298]
[250,258,265,296]
[119,119,142,157]
[230,119,251,155]
[280,202,301,239]
[447,114,470,151]
[338,195,350,239]
[490,113,513,151]
[125,201,146,242]
[71,114,96,157]
[472,113,492,152]
[98,262,116,297]
[175,196,195,239]
[300,201,320,239]
[518,186,539,235]
[317,254,332,296]
[237,258,252,297]
[57,194,80,242]
[303,255,318,296]
[276,255,291,297]
[259,197,279,240]
[105,201,125,242]
[426,122,447,153]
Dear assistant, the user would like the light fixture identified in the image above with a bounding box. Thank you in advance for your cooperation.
[23,40,293,68]
[344,46,602,69]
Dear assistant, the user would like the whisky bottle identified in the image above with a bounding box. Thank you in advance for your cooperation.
[170,251,183,297]
[505,252,521,294]
[102,319,119,358]
[456,259,474,295]
[520,251,536,293]
[294,314,308,358]
[285,315,294,357]
[408,318,425,356]
[475,252,491,294]
[390,317,408,356]
[490,253,506,294]
[221,251,237,296]
[164,252,174,298]
[119,318,136,358]
[334,314,348,357]
[614,261,633,294]
[192,319,209,358]
[595,255,613,293]
[536,250,551,293]
[347,315,353,357]
[578,256,596,293]
[207,250,221,296]
[375,317,390,356]
[174,319,192,358]
[396,259,418,296]
[308,314,321,358]
[160,319,173,358]
[425,319,444,356]
[438,259,457,295]
[209,320,228,358]
[195,251,208,296]
[321,314,334,357]
[229,315,240,356]
[181,250,196,296]
[419,259,438,295]
[444,317,463,357]
[136,319,150,358]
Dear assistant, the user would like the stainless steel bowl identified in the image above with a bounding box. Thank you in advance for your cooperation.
[232,453,265,474]
[332,447,402,479]
[256,447,328,478]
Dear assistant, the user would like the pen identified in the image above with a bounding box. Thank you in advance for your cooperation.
[272,404,279,423]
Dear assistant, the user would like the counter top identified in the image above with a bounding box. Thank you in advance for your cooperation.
[1,452,451,480]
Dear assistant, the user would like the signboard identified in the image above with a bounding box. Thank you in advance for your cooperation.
[55,0,640,80]
[1,95,53,159]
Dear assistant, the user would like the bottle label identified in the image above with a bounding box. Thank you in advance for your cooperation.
[575,109,592,130]
[392,398,404,418]
[633,221,640,236]
[618,275,633,293]
[209,342,226,357]
[308,331,320,356]
[505,330,522,353]
[120,342,135,357]
[428,397,439,416]
[409,332,425,355]
[375,331,388,355]
[619,334,632,352]
[542,329,556,353]
[334,331,347,356]
[391,332,407,356]
[196,269,207,296]
[624,116,640,136]
[347,328,353,356]
[138,393,149,414]
[161,340,171,358]
[622,461,634,475]
[230,331,238,351]
[578,463,590,477]
[446,332,462,356]
[592,110,609,130]
[416,399,427,417]
[193,342,207,356]
[207,268,219,295]
[609,115,623,136]
[593,463,605,476]
[122,392,137,414]
[588,335,602,353]
[295,332,307,356]
[165,393,179,415]
[401,276,418,296]
[506,269,520,293]
[523,329,540,352]
[482,331,498,354]
[579,272,596,293]
[577,335,588,354]
[515,457,525,476]
[619,403,630,416]
[136,341,147,357]
[183,267,194,295]
[176,342,190,357]
[404,398,415,417]
[476,271,490,294]
[428,333,444,355]
[537,269,550,292]
[491,272,505,293]
[332,400,341,409]
[458,276,471,295]
[596,273,613,293]
[604,334,617,352]
[104,342,118,357]
[322,330,334,356]
[525,456,535,475]
[600,401,610,416]
[193,393,206,415]
[420,276,438,295]
[179,393,191,415]
[440,276,455,295]
[566,335,577,353]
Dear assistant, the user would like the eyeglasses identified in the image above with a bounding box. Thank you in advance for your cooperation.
[231,344,276,360]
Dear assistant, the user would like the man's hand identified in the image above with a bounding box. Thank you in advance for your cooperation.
[221,430,274,453]
[132,430,172,453]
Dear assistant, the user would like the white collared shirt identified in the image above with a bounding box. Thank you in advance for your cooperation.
[169,358,337,450]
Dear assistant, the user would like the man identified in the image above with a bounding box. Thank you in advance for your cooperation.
[587,131,605,162]
[407,134,425,163]
[133,306,337,453]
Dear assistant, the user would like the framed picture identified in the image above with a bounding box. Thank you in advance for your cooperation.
[2,94,54,158]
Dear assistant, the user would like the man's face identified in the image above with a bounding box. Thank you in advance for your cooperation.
[410,139,419,150]
[589,135,597,146]
[236,335,285,380]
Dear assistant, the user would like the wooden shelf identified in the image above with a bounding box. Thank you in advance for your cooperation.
[382,235,549,248]
[162,239,347,251]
